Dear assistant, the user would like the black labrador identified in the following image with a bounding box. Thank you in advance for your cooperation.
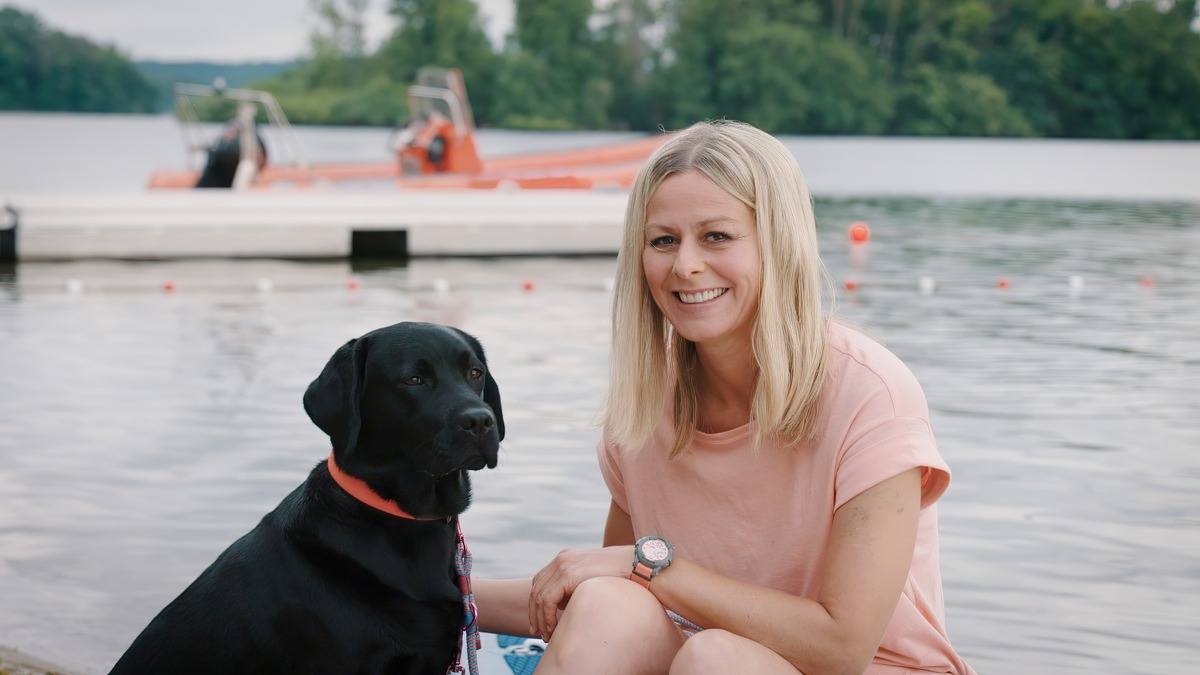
[109,321,503,675]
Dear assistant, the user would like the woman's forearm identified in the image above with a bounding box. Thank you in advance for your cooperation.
[474,577,537,637]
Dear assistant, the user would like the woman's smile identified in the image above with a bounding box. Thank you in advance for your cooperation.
[676,288,728,304]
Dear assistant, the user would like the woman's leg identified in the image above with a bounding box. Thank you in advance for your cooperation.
[534,576,686,675]
[668,629,802,675]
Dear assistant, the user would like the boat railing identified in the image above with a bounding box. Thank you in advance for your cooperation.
[407,85,472,140]
[172,80,308,172]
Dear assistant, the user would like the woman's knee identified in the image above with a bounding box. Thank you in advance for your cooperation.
[670,629,798,675]
[539,577,683,673]
[559,576,663,635]
[670,629,742,673]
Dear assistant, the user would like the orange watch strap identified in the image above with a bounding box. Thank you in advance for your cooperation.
[630,561,654,588]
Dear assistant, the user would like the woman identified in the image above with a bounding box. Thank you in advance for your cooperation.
[476,120,975,674]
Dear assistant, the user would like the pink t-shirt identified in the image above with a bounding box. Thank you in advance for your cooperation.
[598,323,975,674]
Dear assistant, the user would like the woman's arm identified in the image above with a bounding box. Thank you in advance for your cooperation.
[602,499,635,547]
[650,468,922,674]
[475,578,537,637]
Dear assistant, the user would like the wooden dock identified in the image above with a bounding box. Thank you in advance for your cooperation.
[0,190,631,261]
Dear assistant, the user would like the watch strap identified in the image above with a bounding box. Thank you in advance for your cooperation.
[630,561,655,589]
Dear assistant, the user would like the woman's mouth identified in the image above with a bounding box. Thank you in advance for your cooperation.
[676,288,728,304]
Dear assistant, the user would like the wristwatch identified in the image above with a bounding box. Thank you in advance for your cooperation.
[630,535,674,588]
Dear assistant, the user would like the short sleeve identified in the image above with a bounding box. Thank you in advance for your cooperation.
[596,431,629,513]
[831,343,951,512]
[835,415,949,511]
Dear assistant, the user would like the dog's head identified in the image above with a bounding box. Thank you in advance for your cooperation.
[303,321,504,518]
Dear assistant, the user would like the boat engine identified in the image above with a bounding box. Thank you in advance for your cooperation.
[396,112,456,174]
[195,121,268,189]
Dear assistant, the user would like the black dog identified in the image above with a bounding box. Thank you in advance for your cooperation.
[109,321,503,674]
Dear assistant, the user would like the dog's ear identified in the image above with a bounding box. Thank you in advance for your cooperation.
[303,336,368,454]
[455,328,505,442]
[484,365,505,442]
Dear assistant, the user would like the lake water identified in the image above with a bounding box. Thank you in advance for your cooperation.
[1,113,1198,674]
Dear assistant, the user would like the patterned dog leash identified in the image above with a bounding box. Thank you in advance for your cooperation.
[326,453,481,674]
[449,520,481,675]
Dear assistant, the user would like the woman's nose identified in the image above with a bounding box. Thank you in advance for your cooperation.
[672,239,704,277]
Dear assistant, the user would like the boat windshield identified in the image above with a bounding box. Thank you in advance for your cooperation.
[407,67,476,136]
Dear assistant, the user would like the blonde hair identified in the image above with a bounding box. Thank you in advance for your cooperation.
[604,120,832,459]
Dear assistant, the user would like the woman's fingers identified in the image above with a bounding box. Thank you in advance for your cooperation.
[527,546,636,640]
[529,552,568,639]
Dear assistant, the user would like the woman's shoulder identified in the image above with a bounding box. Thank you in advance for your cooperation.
[825,321,927,415]
[827,321,911,374]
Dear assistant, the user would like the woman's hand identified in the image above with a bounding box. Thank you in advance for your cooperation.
[528,545,635,640]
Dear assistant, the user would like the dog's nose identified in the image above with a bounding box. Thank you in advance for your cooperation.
[458,410,495,438]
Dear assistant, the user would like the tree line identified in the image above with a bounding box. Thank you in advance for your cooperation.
[0,6,157,113]
[4,1,1200,139]
[259,0,1200,138]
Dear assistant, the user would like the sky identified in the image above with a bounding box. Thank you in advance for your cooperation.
[11,0,516,62]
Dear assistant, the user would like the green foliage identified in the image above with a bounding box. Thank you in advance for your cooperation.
[490,51,572,129]
[309,0,369,59]
[7,0,1200,139]
[717,22,893,134]
[0,6,157,112]
[376,0,498,119]
[892,65,1034,136]
[1055,1,1200,138]
[483,0,616,129]
[268,78,409,126]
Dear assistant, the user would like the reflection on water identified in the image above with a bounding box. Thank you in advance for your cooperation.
[0,199,1197,674]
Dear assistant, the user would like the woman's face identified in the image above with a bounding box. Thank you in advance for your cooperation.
[642,170,762,352]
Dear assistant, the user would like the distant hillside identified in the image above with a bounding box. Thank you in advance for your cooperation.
[0,6,157,113]
[136,60,301,112]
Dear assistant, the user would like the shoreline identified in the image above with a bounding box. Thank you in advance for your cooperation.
[0,645,83,675]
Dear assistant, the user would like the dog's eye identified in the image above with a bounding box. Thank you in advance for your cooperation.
[468,368,483,380]
[403,376,423,386]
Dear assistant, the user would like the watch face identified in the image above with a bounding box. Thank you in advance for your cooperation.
[640,538,670,564]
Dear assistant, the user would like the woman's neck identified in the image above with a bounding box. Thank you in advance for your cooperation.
[693,341,757,433]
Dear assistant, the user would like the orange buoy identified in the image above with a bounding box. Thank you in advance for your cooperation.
[347,279,361,291]
[522,280,535,292]
[843,279,859,291]
[162,281,176,292]
[997,277,1010,288]
[849,222,870,243]
[1141,276,1155,287]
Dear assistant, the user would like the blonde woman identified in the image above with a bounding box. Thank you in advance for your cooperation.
[476,120,975,674]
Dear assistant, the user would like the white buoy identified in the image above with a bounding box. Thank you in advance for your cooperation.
[1068,275,1084,298]
[255,278,274,293]
[65,278,84,294]
[918,276,936,296]
[432,278,450,294]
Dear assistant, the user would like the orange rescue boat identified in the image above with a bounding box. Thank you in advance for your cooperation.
[148,68,666,192]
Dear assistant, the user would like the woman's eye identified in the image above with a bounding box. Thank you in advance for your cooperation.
[468,368,483,380]
[403,376,423,386]
[706,231,731,242]
[649,235,676,249]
